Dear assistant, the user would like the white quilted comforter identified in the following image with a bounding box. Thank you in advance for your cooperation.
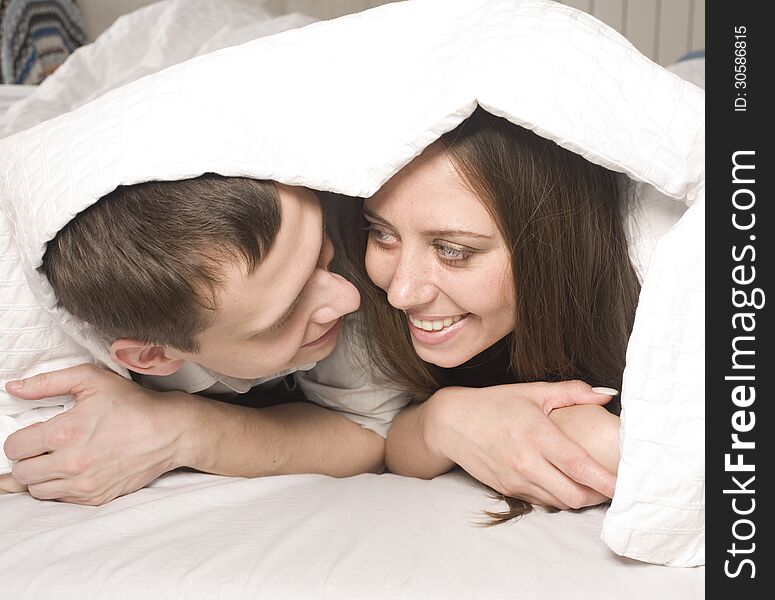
[0,0,704,570]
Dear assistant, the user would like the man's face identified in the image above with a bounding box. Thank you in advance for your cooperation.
[170,184,361,379]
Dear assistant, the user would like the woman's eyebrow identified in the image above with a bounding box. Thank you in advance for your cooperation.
[364,207,492,239]
[420,228,493,239]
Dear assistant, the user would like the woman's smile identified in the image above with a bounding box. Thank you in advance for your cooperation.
[406,312,471,345]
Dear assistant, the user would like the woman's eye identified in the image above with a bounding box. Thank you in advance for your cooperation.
[435,244,472,263]
[367,226,398,245]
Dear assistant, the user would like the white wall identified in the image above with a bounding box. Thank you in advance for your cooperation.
[77,0,703,66]
[77,0,162,41]
[76,0,398,41]
[558,0,704,65]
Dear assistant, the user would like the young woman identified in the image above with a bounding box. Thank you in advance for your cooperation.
[341,108,641,519]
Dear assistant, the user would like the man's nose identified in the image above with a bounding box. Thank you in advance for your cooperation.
[307,268,361,324]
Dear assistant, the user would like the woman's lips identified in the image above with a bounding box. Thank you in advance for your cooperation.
[406,313,471,346]
[301,318,342,348]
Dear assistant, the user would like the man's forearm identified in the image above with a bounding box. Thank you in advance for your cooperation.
[170,393,385,478]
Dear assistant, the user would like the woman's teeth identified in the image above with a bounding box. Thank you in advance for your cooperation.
[409,314,464,332]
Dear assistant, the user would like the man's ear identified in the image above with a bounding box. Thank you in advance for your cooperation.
[109,339,186,376]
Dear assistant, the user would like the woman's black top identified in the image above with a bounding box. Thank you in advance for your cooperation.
[434,335,516,389]
[432,335,621,414]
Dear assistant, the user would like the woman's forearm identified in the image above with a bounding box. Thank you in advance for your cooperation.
[384,392,456,478]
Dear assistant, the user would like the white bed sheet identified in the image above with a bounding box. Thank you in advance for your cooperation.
[0,469,704,599]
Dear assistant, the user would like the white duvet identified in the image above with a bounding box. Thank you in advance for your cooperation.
[0,0,704,568]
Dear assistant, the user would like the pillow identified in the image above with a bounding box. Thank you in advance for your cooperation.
[601,55,705,567]
[0,0,86,84]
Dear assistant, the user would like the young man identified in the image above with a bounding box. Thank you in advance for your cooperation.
[1,174,410,504]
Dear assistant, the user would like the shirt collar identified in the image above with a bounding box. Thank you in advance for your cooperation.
[140,361,317,394]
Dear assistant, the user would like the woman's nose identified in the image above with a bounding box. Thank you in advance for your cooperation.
[386,254,436,311]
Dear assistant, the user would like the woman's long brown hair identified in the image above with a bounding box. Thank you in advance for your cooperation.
[332,107,641,521]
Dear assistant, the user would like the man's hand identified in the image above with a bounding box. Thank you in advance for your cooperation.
[4,365,184,506]
[4,364,387,507]
[387,381,618,511]
[0,472,27,493]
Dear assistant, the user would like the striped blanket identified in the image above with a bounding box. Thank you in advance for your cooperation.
[0,0,85,84]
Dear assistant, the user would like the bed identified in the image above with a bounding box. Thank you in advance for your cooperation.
[0,1,705,597]
[2,470,703,599]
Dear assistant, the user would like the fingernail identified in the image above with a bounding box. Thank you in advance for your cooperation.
[6,380,23,391]
[591,386,619,396]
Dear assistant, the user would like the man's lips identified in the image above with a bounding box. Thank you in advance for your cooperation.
[301,318,342,348]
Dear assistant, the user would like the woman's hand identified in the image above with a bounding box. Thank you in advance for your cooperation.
[387,380,618,510]
[549,403,620,475]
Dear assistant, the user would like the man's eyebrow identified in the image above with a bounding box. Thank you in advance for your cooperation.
[362,208,385,222]
[363,208,493,239]
[250,214,326,337]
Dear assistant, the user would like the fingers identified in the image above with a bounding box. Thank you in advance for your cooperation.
[467,461,571,511]
[491,463,607,511]
[12,453,71,485]
[4,421,51,460]
[544,431,617,499]
[537,461,610,509]
[506,480,571,511]
[0,473,28,494]
[496,454,610,510]
[5,363,104,400]
[27,476,113,506]
[4,418,66,461]
[12,453,116,506]
[25,478,69,501]
[532,380,618,413]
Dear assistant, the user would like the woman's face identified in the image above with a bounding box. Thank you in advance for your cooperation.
[364,148,515,368]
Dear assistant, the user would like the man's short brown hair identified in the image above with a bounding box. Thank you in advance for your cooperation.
[42,174,281,352]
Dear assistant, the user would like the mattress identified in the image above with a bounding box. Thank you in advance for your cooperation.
[0,469,705,599]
